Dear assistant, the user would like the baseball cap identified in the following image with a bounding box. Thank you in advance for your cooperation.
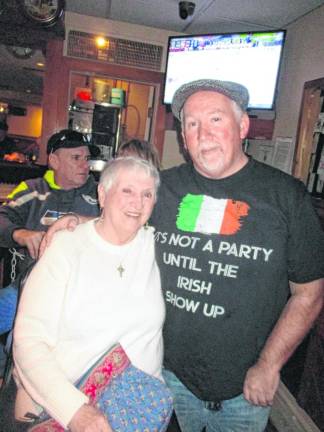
[47,129,100,157]
[0,121,8,131]
[171,79,250,121]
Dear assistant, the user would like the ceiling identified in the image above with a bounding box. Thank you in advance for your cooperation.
[0,0,323,107]
[66,0,324,34]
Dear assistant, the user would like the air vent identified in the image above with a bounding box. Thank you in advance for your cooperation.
[67,30,163,71]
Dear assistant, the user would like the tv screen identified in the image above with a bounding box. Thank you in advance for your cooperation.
[163,30,286,110]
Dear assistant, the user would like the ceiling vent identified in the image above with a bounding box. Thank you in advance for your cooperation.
[67,30,163,72]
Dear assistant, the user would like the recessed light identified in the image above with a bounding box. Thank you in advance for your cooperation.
[36,62,45,67]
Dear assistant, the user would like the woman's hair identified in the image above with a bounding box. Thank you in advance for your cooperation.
[99,156,160,199]
[117,139,161,169]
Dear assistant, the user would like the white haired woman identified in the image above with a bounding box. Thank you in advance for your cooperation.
[13,157,172,432]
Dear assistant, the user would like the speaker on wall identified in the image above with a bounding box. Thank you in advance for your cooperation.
[91,133,116,147]
[92,104,120,135]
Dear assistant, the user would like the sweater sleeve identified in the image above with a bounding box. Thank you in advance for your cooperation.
[0,181,34,248]
[13,232,89,428]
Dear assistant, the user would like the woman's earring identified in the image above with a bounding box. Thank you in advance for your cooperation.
[99,207,104,222]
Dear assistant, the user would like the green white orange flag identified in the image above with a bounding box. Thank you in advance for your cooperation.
[176,194,250,235]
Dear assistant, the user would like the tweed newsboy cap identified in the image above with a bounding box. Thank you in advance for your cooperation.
[171,79,250,120]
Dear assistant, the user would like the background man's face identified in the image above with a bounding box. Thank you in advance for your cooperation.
[182,91,249,179]
[49,146,90,190]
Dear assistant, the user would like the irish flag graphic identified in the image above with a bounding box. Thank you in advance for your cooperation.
[176,194,250,235]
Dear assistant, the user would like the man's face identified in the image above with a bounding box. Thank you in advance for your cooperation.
[49,146,90,190]
[182,91,250,179]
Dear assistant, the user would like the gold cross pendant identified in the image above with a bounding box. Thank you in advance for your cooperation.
[117,264,125,277]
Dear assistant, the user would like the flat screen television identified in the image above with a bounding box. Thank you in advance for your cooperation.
[163,30,286,110]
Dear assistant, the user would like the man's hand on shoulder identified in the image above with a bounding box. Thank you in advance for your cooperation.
[243,358,280,407]
[39,213,91,257]
[12,229,45,260]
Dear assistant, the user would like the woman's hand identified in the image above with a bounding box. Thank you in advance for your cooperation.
[69,404,113,432]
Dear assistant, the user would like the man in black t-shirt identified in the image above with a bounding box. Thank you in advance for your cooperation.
[150,79,324,432]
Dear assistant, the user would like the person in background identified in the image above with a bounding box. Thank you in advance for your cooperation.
[0,120,24,162]
[44,79,324,432]
[13,157,171,431]
[117,139,161,169]
[37,139,161,238]
[0,129,100,385]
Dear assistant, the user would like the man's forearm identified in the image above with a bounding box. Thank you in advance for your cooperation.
[243,279,323,406]
[0,223,24,248]
[0,205,28,248]
[258,279,323,371]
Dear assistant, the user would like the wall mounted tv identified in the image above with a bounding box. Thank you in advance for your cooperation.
[163,30,286,110]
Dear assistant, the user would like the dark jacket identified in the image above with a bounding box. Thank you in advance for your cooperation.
[0,170,99,272]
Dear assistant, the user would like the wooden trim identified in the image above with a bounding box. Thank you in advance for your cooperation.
[270,381,321,432]
[304,78,324,90]
[293,79,324,182]
[40,39,67,164]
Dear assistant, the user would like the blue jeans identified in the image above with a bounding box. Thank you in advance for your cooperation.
[0,282,18,377]
[163,369,271,432]
[0,283,18,335]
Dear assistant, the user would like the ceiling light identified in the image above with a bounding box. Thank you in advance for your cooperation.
[36,62,45,67]
[95,36,108,48]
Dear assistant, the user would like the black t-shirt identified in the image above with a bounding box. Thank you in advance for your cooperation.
[0,136,18,159]
[151,158,324,402]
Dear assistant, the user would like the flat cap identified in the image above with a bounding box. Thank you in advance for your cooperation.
[171,79,249,120]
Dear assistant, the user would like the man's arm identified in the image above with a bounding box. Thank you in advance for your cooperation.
[0,181,45,258]
[39,214,93,256]
[0,182,32,247]
[243,278,323,406]
[12,229,45,260]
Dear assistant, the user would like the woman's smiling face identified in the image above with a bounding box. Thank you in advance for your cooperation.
[98,166,156,244]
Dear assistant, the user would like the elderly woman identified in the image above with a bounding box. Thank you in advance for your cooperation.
[13,157,171,432]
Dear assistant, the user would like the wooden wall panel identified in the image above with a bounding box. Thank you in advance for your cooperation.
[247,118,274,140]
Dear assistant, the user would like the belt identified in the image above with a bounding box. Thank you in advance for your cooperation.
[204,401,222,411]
